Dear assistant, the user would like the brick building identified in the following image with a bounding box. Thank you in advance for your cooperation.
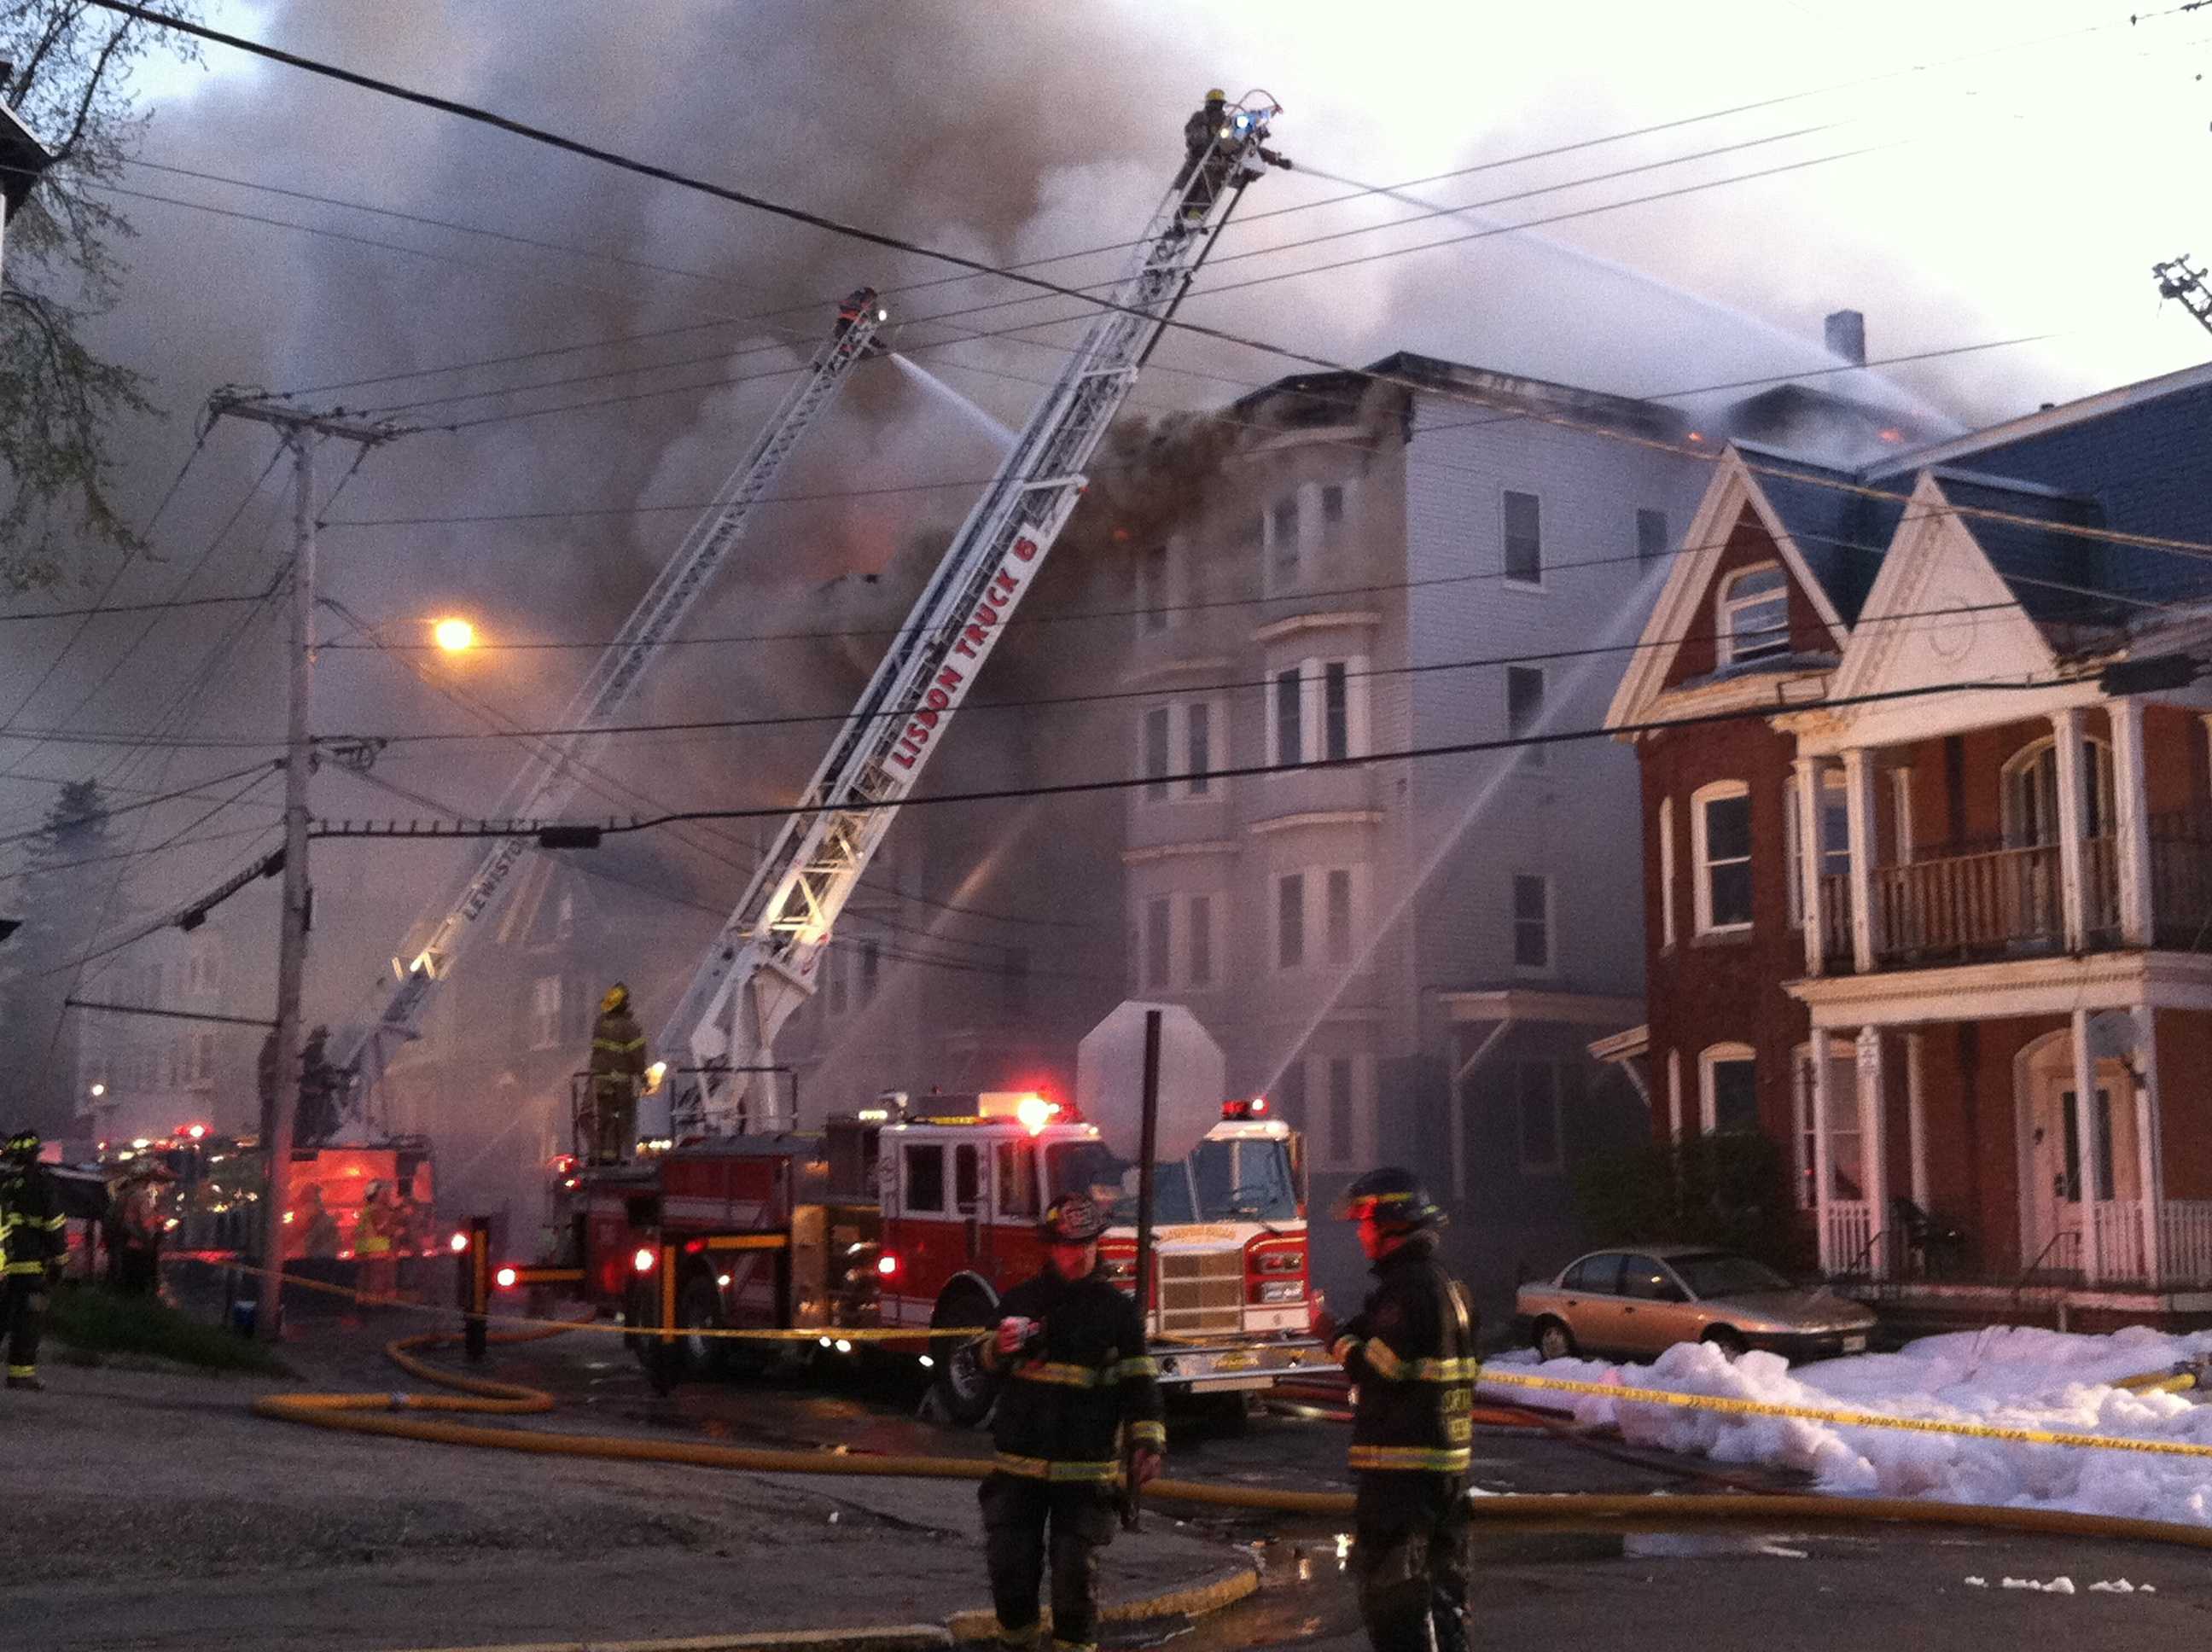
[1605,360,2212,1326]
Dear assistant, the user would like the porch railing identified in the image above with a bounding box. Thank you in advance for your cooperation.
[1871,842,2070,966]
[2149,817,2212,952]
[2045,1200,2212,1287]
[1819,1199,1872,1276]
[1818,872,1853,969]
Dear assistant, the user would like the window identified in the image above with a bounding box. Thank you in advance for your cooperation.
[1271,494,1301,578]
[1793,1043,1863,1206]
[1139,543,1170,632]
[996,1142,1039,1218]
[1693,783,1754,933]
[1620,1254,1679,1300]
[186,1029,215,1089]
[1563,1253,1622,1294]
[1325,1056,1356,1168]
[187,938,223,997]
[1506,666,1545,768]
[1273,668,1302,767]
[1145,897,1173,990]
[1187,893,1214,987]
[826,945,848,1015]
[1784,769,1849,928]
[1517,1063,1563,1172]
[2002,736,2114,849]
[1323,662,1349,761]
[1701,1044,1758,1133]
[1659,796,1678,950]
[1503,490,1542,585]
[1143,706,1171,799]
[1637,508,1668,564]
[530,976,562,1050]
[858,939,881,1005]
[1186,701,1213,796]
[1718,564,1790,663]
[1512,873,1552,970]
[904,1143,946,1213]
[2060,1089,2117,1203]
[1277,873,1305,969]
[1000,947,1029,1015]
[954,1143,983,1213]
[1320,482,1347,532]
[1326,870,1353,965]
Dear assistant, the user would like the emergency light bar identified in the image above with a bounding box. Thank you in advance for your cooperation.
[1221,1096,1270,1120]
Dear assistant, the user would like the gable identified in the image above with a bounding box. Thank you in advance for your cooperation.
[1661,508,1837,690]
[1829,474,2056,704]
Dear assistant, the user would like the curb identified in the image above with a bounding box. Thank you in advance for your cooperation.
[378,1559,1261,1652]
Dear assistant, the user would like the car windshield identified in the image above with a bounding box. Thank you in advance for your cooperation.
[1670,1253,1791,1299]
[1044,1136,1298,1224]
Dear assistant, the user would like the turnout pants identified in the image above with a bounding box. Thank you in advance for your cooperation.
[591,1080,637,1165]
[1352,1472,1472,1652]
[4,1271,47,1380]
[978,1473,1116,1650]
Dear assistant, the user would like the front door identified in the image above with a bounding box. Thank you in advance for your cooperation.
[2022,1042,2139,1274]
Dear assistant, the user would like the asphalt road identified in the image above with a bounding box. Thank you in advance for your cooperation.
[478,1323,2212,1652]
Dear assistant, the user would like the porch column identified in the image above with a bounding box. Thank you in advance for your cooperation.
[1844,747,1880,974]
[2069,1005,2104,1287]
[1857,1026,1890,1279]
[1811,1033,1835,1272]
[1906,1030,1930,1212]
[2053,707,2089,952]
[1666,1049,1682,1145]
[2110,698,2154,948]
[2131,1003,2168,1288]
[1796,756,1827,976]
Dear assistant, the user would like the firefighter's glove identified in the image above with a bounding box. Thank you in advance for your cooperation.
[1131,1448,1164,1487]
[994,1316,1033,1358]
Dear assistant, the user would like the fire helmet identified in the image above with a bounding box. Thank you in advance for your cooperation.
[1039,1192,1107,1245]
[1203,87,1225,104]
[3,1128,40,1164]
[1333,1166,1445,1232]
[600,983,629,1015]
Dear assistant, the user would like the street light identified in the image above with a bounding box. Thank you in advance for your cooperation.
[89,1082,106,1099]
[432,616,477,654]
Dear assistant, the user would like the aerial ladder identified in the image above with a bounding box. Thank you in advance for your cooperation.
[332,294,893,1112]
[659,96,1289,1135]
[2154,257,2212,337]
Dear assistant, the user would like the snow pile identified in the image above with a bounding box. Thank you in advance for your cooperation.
[1481,1324,2212,1526]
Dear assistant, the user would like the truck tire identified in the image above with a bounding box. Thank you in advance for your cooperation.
[678,1271,733,1379]
[930,1281,998,1428]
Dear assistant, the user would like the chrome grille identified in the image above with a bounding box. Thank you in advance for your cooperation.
[1158,1249,1243,1335]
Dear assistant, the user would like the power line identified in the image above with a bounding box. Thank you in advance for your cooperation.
[306,670,2082,843]
[0,759,279,853]
[0,590,269,624]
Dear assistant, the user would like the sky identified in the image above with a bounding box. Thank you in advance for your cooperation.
[3,0,2208,1014]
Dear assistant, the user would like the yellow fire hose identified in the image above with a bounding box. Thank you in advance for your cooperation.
[241,1319,2212,1556]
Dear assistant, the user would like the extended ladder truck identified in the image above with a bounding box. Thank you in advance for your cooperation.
[327,295,892,1113]
[540,98,1332,1416]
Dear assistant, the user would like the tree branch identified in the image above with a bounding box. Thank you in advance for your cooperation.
[52,17,128,161]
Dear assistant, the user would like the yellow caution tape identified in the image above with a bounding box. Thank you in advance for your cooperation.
[1481,1369,2212,1462]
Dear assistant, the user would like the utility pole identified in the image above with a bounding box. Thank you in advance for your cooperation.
[207,393,405,1341]
[2153,257,2212,337]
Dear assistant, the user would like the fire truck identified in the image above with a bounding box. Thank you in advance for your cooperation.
[536,1090,1326,1418]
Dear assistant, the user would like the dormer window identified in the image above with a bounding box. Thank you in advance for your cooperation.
[1718,564,1790,663]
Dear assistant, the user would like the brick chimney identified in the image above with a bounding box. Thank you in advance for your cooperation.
[1825,309,1866,365]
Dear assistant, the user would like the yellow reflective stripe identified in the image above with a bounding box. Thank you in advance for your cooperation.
[1012,1361,1104,1389]
[1406,1357,1481,1382]
[3,1263,44,1277]
[1128,1420,1166,1449]
[1360,1339,1406,1381]
[1347,1444,1472,1473]
[5,1365,32,1378]
[992,1452,1121,1483]
[38,1216,65,1232]
[1110,1356,1160,1382]
[1330,1335,1359,1364]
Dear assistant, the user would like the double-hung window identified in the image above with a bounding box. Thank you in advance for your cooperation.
[1512,874,1552,971]
[1693,783,1755,933]
[1503,490,1542,585]
[1506,666,1545,768]
[1718,565,1790,663]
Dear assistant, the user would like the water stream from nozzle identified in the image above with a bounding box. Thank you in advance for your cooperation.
[887,352,1017,449]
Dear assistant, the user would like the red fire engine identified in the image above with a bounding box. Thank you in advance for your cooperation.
[527,1091,1329,1418]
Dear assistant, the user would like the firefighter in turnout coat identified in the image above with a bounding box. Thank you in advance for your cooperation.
[973,1193,1165,1651]
[1314,1168,1478,1652]
[586,983,649,1165]
[1,1129,68,1390]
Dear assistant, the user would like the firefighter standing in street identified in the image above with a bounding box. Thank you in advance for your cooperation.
[1,1129,68,1391]
[972,1192,1165,1652]
[587,982,649,1166]
[1313,1168,1478,1652]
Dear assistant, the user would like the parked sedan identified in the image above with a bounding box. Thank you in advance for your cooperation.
[1517,1246,1877,1364]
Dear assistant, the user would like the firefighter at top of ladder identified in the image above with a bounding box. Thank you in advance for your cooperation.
[1179,86,1290,224]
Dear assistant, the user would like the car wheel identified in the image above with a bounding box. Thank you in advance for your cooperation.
[1534,1317,1577,1362]
[1702,1326,1748,1359]
[930,1282,998,1428]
